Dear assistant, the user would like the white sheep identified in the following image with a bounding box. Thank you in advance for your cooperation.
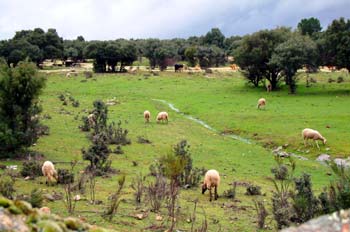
[202,169,220,201]
[42,161,58,185]
[66,72,71,78]
[156,112,168,123]
[302,128,327,150]
[87,113,96,128]
[257,98,266,109]
[144,110,151,123]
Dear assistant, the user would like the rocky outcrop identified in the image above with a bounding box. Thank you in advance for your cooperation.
[0,197,114,232]
[282,209,350,232]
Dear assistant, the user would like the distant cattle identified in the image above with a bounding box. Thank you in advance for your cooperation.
[174,64,184,72]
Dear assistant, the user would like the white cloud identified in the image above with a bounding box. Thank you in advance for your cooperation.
[0,0,349,40]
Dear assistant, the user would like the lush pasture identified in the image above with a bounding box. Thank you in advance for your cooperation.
[7,71,350,231]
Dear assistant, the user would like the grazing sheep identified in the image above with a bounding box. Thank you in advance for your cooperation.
[302,128,327,150]
[266,84,272,92]
[66,72,71,78]
[156,112,168,123]
[257,98,266,109]
[144,110,151,123]
[87,113,96,127]
[42,161,58,185]
[202,169,220,201]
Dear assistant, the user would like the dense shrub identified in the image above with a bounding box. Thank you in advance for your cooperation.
[246,184,262,196]
[82,133,111,175]
[106,121,131,145]
[337,76,344,83]
[0,61,46,158]
[20,160,42,178]
[253,200,268,229]
[57,169,75,184]
[29,188,43,208]
[79,116,91,131]
[328,78,335,83]
[0,175,16,199]
[223,182,237,199]
[270,157,295,229]
[318,161,350,214]
[173,140,203,188]
[291,173,320,223]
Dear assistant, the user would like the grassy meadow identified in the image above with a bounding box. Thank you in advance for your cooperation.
[3,70,350,231]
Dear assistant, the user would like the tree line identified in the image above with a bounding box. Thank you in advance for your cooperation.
[0,17,349,90]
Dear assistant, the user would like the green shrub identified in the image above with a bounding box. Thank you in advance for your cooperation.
[0,175,16,199]
[57,169,74,184]
[337,76,344,83]
[223,182,237,199]
[29,188,43,208]
[246,185,262,196]
[0,61,46,158]
[20,160,42,178]
[291,173,320,223]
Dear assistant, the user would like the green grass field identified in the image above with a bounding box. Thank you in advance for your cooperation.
[5,70,350,231]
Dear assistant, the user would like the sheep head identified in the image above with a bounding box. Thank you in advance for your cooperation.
[201,183,208,194]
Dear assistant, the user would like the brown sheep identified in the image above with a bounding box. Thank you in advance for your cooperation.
[302,128,327,150]
[156,112,168,123]
[202,169,220,201]
[144,110,151,123]
[42,161,58,185]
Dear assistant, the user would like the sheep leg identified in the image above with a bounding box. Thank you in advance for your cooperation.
[304,138,308,147]
[214,186,218,200]
[209,188,212,201]
[316,140,320,150]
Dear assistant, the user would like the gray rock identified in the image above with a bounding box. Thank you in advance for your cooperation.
[316,154,331,163]
[334,158,350,168]
[0,208,29,232]
[282,209,350,232]
[43,194,55,201]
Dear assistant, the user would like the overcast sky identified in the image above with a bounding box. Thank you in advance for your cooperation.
[0,0,349,40]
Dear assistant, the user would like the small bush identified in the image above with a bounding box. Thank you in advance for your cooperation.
[79,116,91,131]
[223,182,237,199]
[84,71,93,78]
[309,77,317,83]
[130,173,146,204]
[173,140,203,188]
[72,100,80,107]
[291,173,320,223]
[246,185,262,196]
[328,78,335,83]
[82,133,112,175]
[29,188,43,208]
[20,160,42,178]
[271,164,289,180]
[337,76,344,83]
[103,175,126,221]
[253,200,268,229]
[113,145,124,154]
[58,94,65,101]
[106,121,131,145]
[0,175,16,199]
[57,169,75,184]
[137,136,152,144]
[147,173,167,212]
[37,124,50,136]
